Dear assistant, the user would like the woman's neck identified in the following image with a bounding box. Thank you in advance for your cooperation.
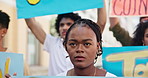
[69,65,96,76]
[68,66,107,76]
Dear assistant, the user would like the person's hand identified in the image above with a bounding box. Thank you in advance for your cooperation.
[5,74,11,78]
[109,17,119,29]
[5,73,17,78]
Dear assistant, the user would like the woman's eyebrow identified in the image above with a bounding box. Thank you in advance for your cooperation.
[83,39,92,42]
[69,39,77,42]
[69,39,92,42]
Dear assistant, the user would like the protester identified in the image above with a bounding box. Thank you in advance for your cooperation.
[0,10,30,76]
[25,0,106,75]
[0,10,10,52]
[25,13,81,76]
[109,17,148,46]
[57,19,116,77]
[132,22,148,46]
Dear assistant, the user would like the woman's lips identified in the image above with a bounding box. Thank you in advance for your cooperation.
[74,56,85,61]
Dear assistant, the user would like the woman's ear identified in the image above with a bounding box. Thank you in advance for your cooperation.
[1,28,7,37]
[97,42,100,49]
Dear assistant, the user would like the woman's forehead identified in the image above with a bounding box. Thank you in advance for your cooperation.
[68,26,96,38]
[70,26,91,33]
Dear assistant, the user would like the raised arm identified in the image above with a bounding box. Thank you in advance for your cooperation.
[109,17,132,46]
[25,18,46,44]
[97,0,106,33]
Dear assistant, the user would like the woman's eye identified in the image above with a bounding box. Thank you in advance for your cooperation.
[84,43,91,46]
[69,43,76,46]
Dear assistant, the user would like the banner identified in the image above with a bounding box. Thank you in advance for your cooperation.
[16,0,104,19]
[0,52,24,78]
[110,0,148,16]
[102,46,148,77]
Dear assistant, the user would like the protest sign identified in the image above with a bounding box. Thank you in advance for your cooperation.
[0,52,23,78]
[103,46,148,77]
[16,0,104,18]
[110,0,148,16]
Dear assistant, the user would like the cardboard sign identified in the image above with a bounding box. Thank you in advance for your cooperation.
[110,0,148,16]
[102,46,148,77]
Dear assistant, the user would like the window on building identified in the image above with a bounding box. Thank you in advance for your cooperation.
[27,31,40,66]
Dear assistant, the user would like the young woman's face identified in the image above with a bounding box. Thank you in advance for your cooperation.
[143,28,148,46]
[66,26,99,68]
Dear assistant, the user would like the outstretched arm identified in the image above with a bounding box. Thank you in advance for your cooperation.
[109,17,132,46]
[97,0,106,33]
[25,18,46,44]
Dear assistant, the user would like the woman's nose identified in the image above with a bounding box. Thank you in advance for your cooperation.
[76,44,84,53]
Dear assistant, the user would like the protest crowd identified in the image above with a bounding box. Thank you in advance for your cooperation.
[0,0,148,78]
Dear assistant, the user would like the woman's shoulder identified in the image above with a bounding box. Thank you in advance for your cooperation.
[105,72,117,77]
[99,68,117,77]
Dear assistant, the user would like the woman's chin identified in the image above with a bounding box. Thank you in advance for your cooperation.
[74,63,86,68]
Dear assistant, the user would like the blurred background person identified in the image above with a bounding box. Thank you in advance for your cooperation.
[108,17,148,46]
[0,10,30,76]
